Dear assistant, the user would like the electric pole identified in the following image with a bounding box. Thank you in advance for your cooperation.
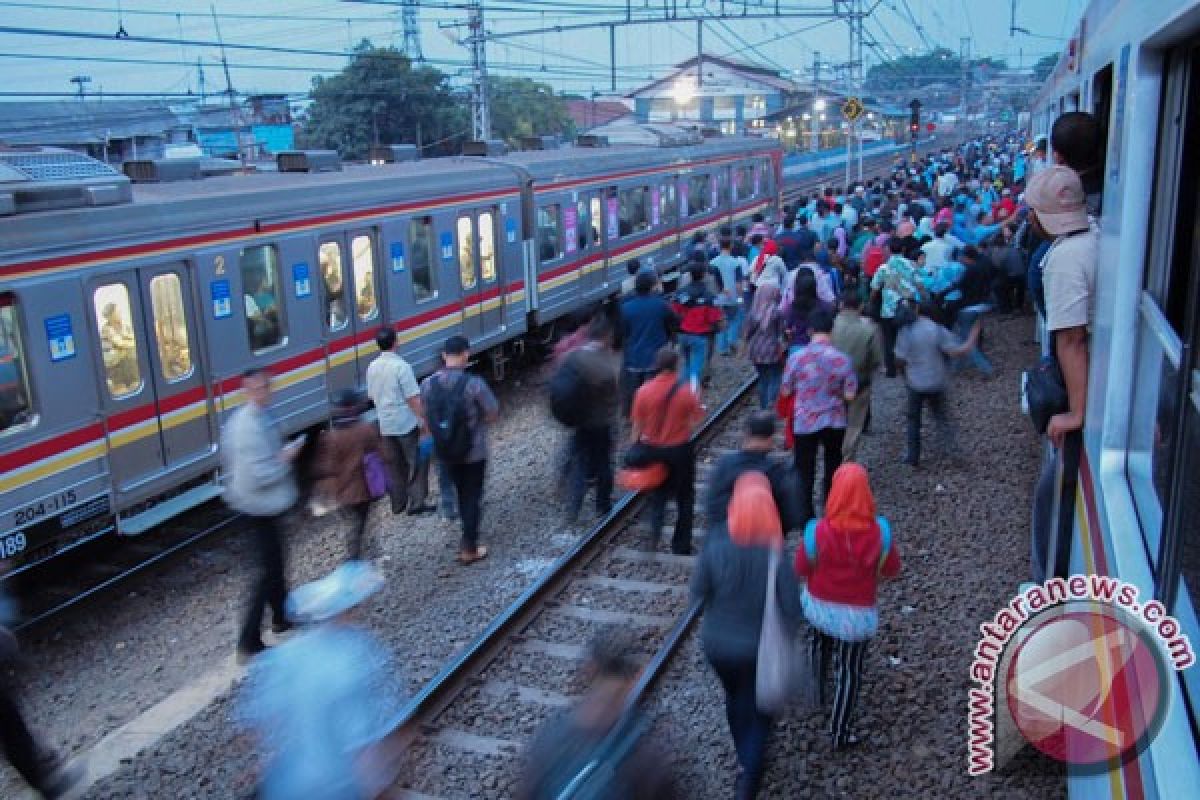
[467,0,490,140]
[401,0,423,62]
[811,50,821,151]
[960,36,971,133]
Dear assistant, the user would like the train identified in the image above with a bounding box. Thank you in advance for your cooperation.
[1030,0,1200,796]
[0,136,782,575]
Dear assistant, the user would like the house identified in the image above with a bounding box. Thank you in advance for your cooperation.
[626,54,799,134]
[0,100,187,163]
[564,98,632,132]
[186,94,295,158]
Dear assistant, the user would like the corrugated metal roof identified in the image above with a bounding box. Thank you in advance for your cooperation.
[0,100,183,145]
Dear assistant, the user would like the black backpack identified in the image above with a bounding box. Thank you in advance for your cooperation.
[427,373,472,463]
[548,355,590,428]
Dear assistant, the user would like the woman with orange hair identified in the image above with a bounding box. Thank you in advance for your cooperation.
[794,463,901,750]
[691,471,802,799]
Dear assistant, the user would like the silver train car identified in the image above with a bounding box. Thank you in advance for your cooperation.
[0,137,781,573]
[1031,0,1200,796]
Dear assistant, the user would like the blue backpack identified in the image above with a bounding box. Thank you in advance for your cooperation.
[804,516,893,575]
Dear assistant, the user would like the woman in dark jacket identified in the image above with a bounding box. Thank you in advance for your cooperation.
[314,389,388,560]
[691,472,803,800]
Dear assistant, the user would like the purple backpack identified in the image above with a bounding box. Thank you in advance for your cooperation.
[363,451,391,499]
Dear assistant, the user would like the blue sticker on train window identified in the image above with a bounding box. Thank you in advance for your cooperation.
[292,262,311,298]
[439,232,454,261]
[44,313,75,362]
[390,241,405,272]
[210,280,232,319]
[505,218,517,244]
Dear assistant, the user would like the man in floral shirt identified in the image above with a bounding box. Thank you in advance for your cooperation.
[869,238,921,377]
[781,309,857,520]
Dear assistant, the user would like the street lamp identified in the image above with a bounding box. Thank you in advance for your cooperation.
[813,97,827,112]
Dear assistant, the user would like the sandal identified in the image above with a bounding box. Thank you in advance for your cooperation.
[457,546,488,565]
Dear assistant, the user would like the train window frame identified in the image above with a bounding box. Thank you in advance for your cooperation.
[93,282,144,400]
[735,165,753,201]
[350,233,379,323]
[147,273,194,383]
[456,215,477,290]
[407,216,438,303]
[478,211,497,284]
[318,241,349,333]
[687,173,709,216]
[0,292,36,436]
[537,203,563,262]
[1126,42,1200,586]
[618,186,649,236]
[240,244,288,354]
[589,196,603,247]
[660,181,678,227]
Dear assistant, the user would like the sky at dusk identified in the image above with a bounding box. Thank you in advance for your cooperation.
[0,0,1086,100]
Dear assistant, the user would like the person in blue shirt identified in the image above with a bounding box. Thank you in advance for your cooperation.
[618,271,679,417]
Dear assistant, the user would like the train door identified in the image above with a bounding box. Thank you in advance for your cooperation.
[88,266,212,493]
[455,208,502,343]
[346,229,384,377]
[317,235,358,390]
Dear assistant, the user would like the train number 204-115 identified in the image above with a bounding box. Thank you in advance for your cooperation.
[11,489,77,528]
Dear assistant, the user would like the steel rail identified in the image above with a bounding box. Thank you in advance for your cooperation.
[10,511,242,633]
[389,374,757,742]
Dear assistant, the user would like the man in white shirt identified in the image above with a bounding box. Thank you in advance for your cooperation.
[919,224,964,269]
[366,328,434,515]
[1025,164,1098,583]
[935,168,959,199]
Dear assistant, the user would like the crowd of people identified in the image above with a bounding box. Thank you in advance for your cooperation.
[2,112,1105,798]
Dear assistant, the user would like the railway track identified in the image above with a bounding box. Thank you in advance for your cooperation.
[387,376,758,798]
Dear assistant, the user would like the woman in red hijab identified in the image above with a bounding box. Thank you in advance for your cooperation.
[794,463,901,749]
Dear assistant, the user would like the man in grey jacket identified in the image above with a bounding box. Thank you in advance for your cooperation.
[222,368,302,662]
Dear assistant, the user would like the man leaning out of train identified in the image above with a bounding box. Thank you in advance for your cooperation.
[222,367,304,663]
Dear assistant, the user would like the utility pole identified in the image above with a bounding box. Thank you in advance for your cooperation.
[609,24,616,93]
[70,74,91,100]
[211,5,246,166]
[696,19,703,88]
[197,57,206,105]
[401,0,423,62]
[467,0,490,140]
[960,36,971,134]
[811,50,821,151]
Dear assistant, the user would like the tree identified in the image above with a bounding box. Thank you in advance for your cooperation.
[301,41,469,159]
[865,49,1008,92]
[1032,54,1059,83]
[488,76,574,144]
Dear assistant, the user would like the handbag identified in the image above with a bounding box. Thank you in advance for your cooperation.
[755,549,802,714]
[621,380,683,469]
[616,463,669,492]
[362,451,391,500]
[1023,350,1067,435]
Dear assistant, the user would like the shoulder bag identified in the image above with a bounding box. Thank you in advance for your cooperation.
[756,548,802,714]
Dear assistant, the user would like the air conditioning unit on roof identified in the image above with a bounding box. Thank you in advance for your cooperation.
[276,150,342,173]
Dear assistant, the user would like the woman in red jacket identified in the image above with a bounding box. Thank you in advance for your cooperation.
[794,463,901,749]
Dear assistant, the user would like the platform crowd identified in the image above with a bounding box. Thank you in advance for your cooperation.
[1,110,1105,798]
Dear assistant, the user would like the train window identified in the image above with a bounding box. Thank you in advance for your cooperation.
[618,187,648,236]
[457,216,477,290]
[687,174,709,216]
[408,217,437,302]
[589,197,603,246]
[478,212,497,283]
[716,170,729,207]
[570,200,587,252]
[0,293,34,434]
[1128,43,1200,570]
[538,204,562,261]
[351,235,378,322]
[735,166,753,200]
[148,274,192,382]
[241,244,286,352]
[319,242,348,332]
[93,283,143,398]
[661,182,677,226]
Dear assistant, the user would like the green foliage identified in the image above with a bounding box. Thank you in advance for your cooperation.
[301,41,469,159]
[1032,54,1059,83]
[865,49,1008,91]
[488,76,574,144]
